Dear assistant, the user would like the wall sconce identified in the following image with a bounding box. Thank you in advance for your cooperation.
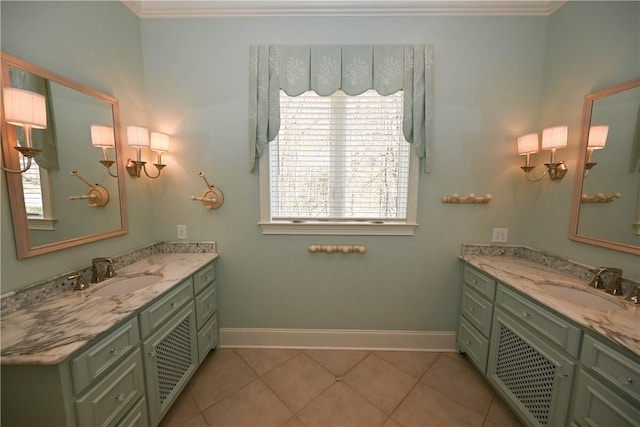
[125,126,169,179]
[1,87,47,174]
[91,125,117,177]
[517,126,568,181]
[585,125,608,172]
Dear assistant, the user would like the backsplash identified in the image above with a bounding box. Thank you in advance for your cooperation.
[462,244,639,294]
[0,241,216,314]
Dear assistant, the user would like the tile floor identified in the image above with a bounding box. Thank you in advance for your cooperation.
[158,348,524,427]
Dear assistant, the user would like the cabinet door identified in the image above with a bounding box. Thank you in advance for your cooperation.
[572,370,640,427]
[143,302,197,427]
[487,309,576,427]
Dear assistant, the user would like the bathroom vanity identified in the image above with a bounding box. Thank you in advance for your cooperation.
[457,249,639,427]
[1,251,219,427]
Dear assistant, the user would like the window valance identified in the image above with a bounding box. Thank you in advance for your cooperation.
[249,44,434,172]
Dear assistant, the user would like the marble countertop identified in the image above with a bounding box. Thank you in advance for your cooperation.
[1,252,218,365]
[462,254,640,357]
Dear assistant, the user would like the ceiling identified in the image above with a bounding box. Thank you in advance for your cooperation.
[122,0,567,18]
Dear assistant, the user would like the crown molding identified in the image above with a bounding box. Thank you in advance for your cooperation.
[121,0,567,18]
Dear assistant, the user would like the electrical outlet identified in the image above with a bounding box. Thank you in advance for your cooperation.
[177,224,187,240]
[492,228,508,243]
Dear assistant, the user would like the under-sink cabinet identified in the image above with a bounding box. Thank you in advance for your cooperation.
[1,260,219,427]
[456,262,640,427]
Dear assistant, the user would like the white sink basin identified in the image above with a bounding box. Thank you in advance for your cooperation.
[92,274,163,297]
[537,283,626,312]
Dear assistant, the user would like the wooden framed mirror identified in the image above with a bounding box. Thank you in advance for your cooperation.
[569,77,640,255]
[1,53,128,259]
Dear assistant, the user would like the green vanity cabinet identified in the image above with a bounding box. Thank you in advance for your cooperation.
[457,260,640,427]
[1,259,219,427]
[141,262,219,426]
[456,264,496,373]
[570,334,640,426]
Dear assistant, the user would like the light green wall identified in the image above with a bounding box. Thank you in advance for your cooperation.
[525,1,639,275]
[139,15,548,331]
[1,2,638,333]
[1,1,155,291]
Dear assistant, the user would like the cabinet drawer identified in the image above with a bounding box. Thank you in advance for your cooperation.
[197,312,219,364]
[115,397,149,427]
[461,284,493,337]
[193,263,215,295]
[496,285,581,356]
[457,316,489,373]
[463,265,496,301]
[581,334,640,402]
[572,370,640,427]
[71,318,140,394]
[195,283,217,329]
[139,278,193,338]
[75,348,146,427]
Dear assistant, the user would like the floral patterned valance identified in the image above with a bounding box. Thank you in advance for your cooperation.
[249,44,434,172]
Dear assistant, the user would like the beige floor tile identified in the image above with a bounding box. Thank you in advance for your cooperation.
[374,351,440,379]
[176,414,208,427]
[391,382,485,427]
[484,395,524,427]
[188,349,258,411]
[343,354,417,415]
[304,349,370,376]
[158,387,200,427]
[235,348,301,375]
[382,417,403,427]
[421,353,494,415]
[282,415,307,426]
[202,379,293,427]
[297,382,388,427]
[262,353,336,412]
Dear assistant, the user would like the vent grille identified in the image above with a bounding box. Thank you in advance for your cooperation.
[155,316,193,404]
[495,324,556,425]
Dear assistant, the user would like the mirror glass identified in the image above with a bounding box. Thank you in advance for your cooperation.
[1,53,128,259]
[570,77,640,255]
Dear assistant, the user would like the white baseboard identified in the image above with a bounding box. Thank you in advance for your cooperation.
[219,328,456,352]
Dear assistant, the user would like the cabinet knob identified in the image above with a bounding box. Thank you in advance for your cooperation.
[619,377,633,385]
[522,311,530,318]
[148,351,156,358]
[110,348,119,355]
[171,302,176,309]
[115,393,126,402]
[557,371,568,379]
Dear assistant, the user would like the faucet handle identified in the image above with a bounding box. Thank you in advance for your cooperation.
[626,287,640,304]
[68,274,88,291]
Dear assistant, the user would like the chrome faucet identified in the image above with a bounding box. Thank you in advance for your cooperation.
[590,267,623,296]
[91,257,115,283]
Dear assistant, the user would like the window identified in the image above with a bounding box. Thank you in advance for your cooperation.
[260,90,419,235]
[20,153,56,230]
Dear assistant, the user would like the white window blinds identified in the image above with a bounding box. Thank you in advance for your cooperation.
[270,89,410,222]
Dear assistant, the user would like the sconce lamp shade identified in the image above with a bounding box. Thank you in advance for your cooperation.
[517,133,539,155]
[541,126,568,150]
[91,125,115,147]
[3,87,47,129]
[150,132,170,153]
[588,125,608,149]
[127,126,150,148]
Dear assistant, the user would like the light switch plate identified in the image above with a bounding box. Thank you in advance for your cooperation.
[492,228,508,243]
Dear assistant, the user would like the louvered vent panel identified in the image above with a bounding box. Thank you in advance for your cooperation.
[495,324,556,426]
[155,316,192,404]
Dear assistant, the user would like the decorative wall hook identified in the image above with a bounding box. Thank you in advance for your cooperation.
[441,193,492,204]
[308,244,366,254]
[68,170,110,207]
[581,192,621,203]
[190,172,224,209]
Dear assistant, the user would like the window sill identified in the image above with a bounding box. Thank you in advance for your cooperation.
[259,221,417,236]
[27,217,57,231]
